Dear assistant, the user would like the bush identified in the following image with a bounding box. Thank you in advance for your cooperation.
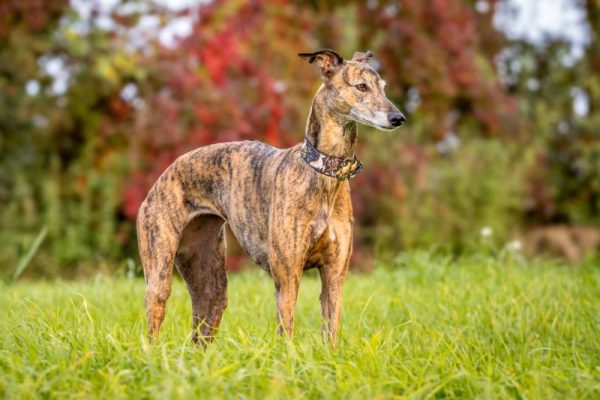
[355,137,533,257]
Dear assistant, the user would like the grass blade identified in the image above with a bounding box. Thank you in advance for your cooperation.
[12,227,48,282]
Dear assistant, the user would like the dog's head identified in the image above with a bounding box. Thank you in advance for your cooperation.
[298,49,405,131]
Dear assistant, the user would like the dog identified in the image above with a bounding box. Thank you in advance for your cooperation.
[137,49,405,345]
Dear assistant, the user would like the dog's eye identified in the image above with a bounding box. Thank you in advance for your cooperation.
[355,83,369,92]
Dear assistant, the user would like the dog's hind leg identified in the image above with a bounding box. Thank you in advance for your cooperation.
[137,204,180,341]
[175,214,228,345]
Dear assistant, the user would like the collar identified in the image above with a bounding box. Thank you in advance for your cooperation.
[300,137,363,181]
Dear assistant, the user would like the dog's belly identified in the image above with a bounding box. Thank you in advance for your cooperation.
[228,220,270,270]
[165,139,337,273]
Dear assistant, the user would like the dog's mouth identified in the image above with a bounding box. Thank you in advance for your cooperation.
[373,122,402,131]
[349,112,404,131]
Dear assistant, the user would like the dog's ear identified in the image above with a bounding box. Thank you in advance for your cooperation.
[298,49,344,79]
[351,51,373,63]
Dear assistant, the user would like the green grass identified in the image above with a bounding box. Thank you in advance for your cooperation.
[1,253,599,399]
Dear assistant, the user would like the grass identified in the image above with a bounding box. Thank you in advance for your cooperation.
[0,253,599,399]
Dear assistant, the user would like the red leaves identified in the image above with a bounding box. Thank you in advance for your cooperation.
[0,0,68,38]
[123,172,151,219]
[122,0,305,219]
[108,97,133,120]
[359,0,515,137]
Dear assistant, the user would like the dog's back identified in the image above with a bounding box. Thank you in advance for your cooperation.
[138,140,301,270]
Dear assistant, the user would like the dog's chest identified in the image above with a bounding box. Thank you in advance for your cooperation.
[311,201,336,242]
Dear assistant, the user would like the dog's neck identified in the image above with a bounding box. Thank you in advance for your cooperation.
[305,87,357,159]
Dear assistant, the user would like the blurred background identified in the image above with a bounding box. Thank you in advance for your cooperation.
[1,0,599,279]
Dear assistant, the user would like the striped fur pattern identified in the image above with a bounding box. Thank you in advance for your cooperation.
[137,49,405,346]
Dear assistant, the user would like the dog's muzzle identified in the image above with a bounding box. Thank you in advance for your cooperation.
[388,112,406,127]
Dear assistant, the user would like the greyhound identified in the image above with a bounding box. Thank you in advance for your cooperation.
[137,49,405,345]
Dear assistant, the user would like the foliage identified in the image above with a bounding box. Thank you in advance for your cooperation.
[0,0,599,275]
[357,139,534,255]
[497,1,600,226]
[1,256,599,398]
[0,0,151,274]
[123,0,316,219]
[356,0,518,140]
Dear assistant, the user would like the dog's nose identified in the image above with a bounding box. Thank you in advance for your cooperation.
[388,112,406,127]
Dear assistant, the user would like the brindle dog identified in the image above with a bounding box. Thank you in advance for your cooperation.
[137,49,405,345]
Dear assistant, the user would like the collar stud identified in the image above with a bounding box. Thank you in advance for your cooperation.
[300,138,363,180]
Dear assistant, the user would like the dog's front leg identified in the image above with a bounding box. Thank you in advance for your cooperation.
[319,267,346,346]
[268,230,310,338]
[273,271,301,337]
[318,219,352,347]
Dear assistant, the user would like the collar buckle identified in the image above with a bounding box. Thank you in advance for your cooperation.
[336,158,359,181]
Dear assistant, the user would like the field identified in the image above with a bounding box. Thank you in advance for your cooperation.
[1,254,599,399]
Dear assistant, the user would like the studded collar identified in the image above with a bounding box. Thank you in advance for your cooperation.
[300,137,363,181]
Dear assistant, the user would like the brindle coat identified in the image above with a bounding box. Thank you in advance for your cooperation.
[137,49,404,345]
